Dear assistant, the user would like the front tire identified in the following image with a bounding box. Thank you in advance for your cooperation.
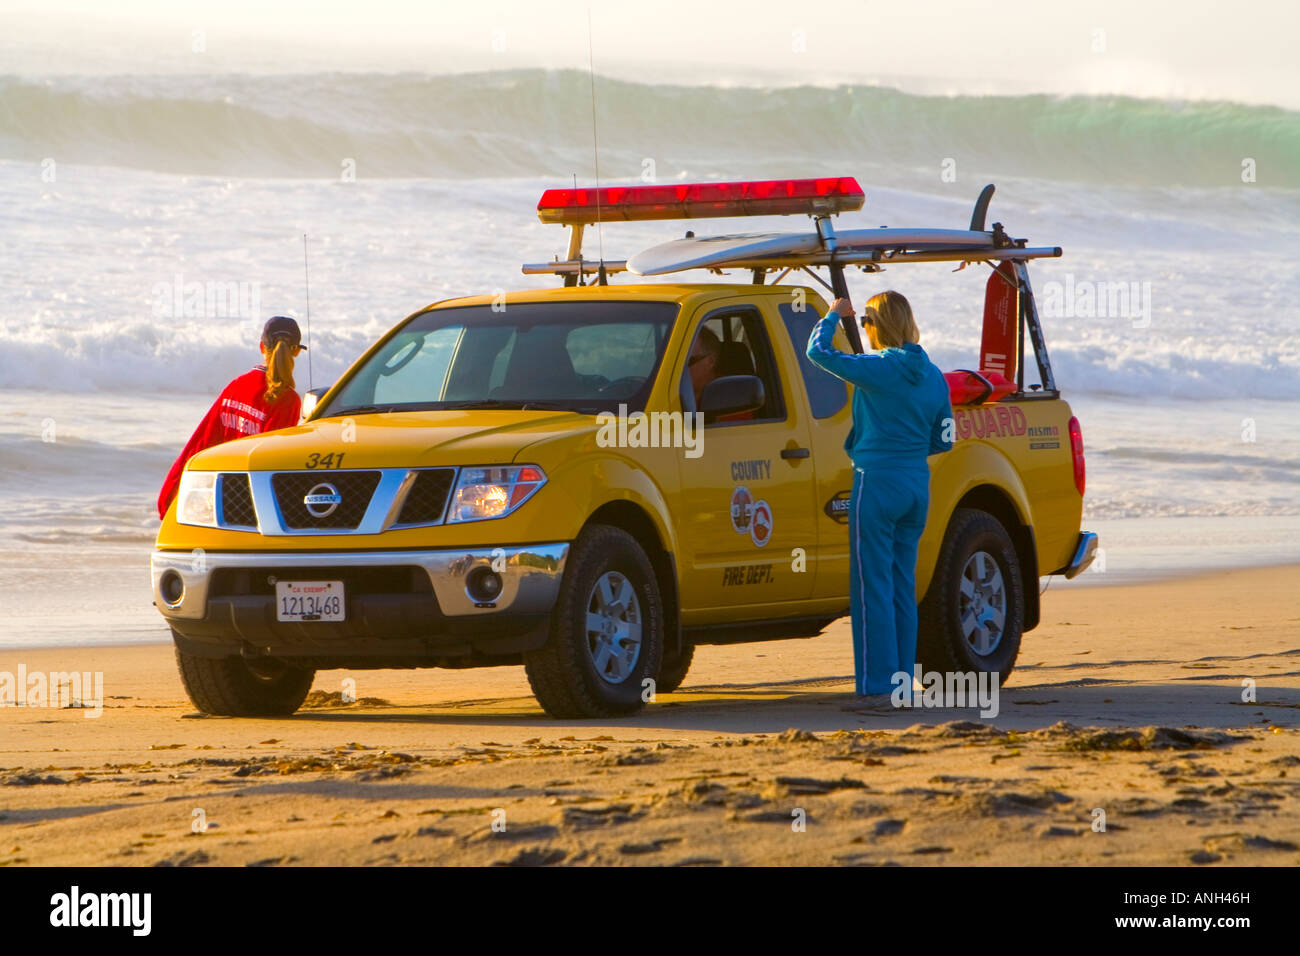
[656,640,695,695]
[175,643,315,716]
[917,508,1024,683]
[525,525,664,718]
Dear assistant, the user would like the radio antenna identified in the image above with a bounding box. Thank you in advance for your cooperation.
[586,8,607,284]
[302,233,314,389]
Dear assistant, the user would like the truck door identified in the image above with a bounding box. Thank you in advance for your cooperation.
[774,299,855,603]
[674,301,819,615]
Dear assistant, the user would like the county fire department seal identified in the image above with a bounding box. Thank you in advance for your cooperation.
[729,485,754,534]
[750,499,773,548]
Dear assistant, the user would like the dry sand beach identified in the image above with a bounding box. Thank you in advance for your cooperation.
[1,564,1297,867]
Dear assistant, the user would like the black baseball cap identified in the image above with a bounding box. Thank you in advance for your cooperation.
[261,315,305,349]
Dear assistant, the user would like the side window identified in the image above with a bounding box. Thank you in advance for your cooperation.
[778,301,848,419]
[680,307,786,425]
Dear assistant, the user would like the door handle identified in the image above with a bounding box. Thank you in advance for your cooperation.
[781,447,810,460]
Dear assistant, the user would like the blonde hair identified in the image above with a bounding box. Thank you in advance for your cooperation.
[264,339,296,403]
[863,290,920,349]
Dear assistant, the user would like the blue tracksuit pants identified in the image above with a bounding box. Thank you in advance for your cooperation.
[849,463,930,695]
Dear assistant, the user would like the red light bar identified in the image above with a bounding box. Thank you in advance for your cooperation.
[537,177,865,225]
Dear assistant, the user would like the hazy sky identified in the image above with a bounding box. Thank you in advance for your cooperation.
[2,0,1297,107]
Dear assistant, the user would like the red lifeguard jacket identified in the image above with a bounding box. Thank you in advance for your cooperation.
[157,367,301,518]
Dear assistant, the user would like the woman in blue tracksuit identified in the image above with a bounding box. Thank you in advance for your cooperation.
[807,291,954,698]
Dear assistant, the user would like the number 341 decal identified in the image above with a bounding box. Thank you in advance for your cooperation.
[304,452,346,469]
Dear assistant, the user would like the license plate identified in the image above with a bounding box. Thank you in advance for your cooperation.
[275,580,345,622]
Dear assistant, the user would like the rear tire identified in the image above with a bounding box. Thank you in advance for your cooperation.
[174,642,315,716]
[525,525,664,718]
[917,508,1024,684]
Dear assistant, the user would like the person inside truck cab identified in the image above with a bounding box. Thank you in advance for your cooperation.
[156,315,306,519]
[806,291,954,700]
[686,326,722,404]
[687,324,758,422]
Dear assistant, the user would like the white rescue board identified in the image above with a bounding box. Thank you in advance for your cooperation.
[627,227,996,276]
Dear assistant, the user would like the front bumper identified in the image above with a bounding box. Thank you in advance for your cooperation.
[150,543,568,663]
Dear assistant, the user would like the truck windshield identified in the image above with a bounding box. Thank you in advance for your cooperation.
[322,301,678,417]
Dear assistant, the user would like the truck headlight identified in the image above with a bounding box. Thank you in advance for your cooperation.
[176,472,218,527]
[446,465,546,522]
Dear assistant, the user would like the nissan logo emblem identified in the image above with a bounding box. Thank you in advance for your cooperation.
[303,482,342,518]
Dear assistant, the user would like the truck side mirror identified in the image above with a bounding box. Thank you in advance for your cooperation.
[300,385,332,422]
[698,375,765,421]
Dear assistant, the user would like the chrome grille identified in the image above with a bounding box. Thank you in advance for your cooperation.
[218,474,257,528]
[395,469,455,526]
[271,471,381,530]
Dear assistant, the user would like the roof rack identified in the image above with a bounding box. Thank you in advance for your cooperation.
[524,179,1059,280]
[521,179,1062,352]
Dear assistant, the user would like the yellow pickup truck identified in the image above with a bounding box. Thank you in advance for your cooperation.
[151,178,1096,718]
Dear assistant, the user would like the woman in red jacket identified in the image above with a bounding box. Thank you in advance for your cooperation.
[157,316,306,519]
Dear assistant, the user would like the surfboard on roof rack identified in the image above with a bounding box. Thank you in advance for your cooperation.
[626,227,1017,276]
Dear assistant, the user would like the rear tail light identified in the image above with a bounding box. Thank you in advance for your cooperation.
[1067,416,1086,497]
